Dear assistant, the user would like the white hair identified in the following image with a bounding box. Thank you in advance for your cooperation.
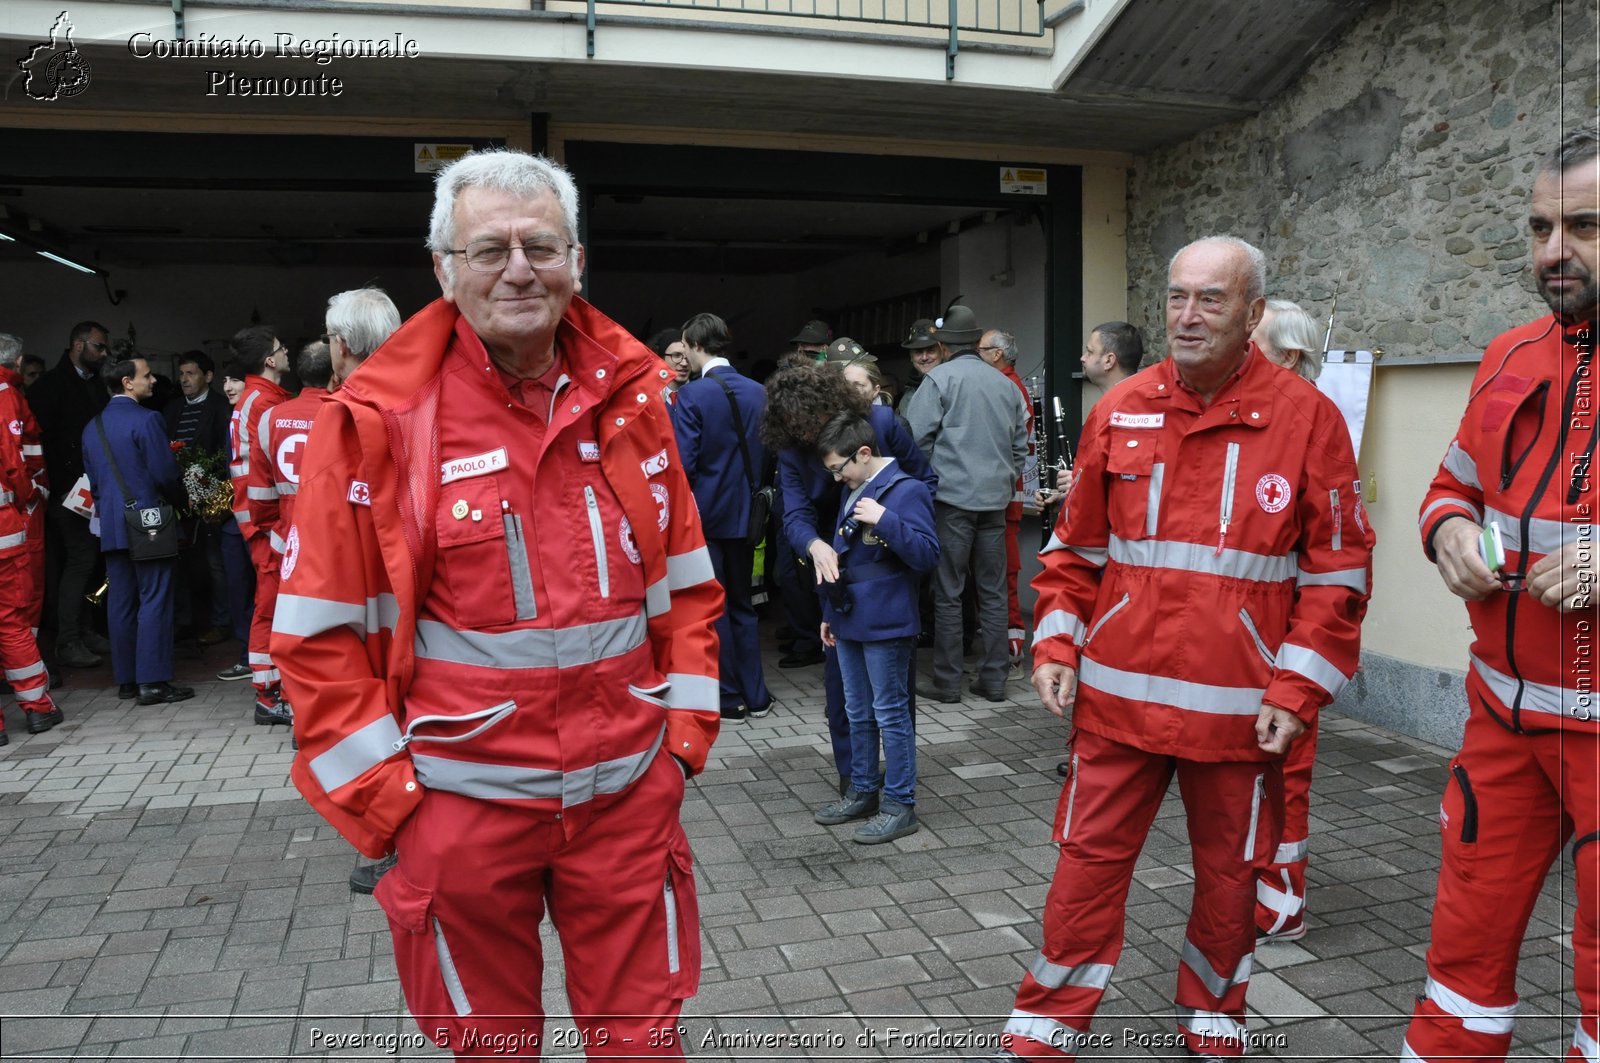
[988,330,1018,364]
[1170,235,1267,303]
[326,287,402,361]
[427,149,581,287]
[1262,299,1324,381]
[0,333,21,369]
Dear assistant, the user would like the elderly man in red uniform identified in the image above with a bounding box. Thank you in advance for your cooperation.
[1401,125,1600,1063]
[977,327,1035,669]
[272,149,722,1059]
[963,235,1372,1063]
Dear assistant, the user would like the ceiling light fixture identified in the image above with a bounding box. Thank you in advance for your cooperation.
[36,250,97,274]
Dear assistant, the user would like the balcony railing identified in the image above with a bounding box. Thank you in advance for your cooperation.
[582,0,1050,77]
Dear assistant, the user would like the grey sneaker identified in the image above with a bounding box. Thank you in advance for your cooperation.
[853,799,919,844]
[814,788,879,825]
[57,641,101,669]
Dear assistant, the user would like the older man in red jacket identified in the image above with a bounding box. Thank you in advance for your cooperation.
[965,235,1373,1063]
[272,149,722,1060]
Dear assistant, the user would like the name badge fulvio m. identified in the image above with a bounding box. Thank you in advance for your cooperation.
[1109,411,1164,429]
[440,447,509,484]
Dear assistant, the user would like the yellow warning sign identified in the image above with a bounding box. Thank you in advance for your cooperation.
[415,143,475,174]
[1000,166,1048,195]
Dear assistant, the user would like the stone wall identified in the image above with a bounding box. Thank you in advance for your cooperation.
[1125,0,1598,361]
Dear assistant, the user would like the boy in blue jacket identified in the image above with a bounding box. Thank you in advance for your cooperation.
[812,413,940,843]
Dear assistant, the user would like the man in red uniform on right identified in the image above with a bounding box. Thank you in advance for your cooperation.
[1402,124,1600,1063]
[965,234,1372,1062]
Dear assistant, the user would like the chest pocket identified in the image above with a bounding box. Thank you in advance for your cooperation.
[436,476,516,629]
[1105,428,1160,540]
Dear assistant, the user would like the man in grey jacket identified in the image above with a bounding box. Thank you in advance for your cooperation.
[903,305,1029,702]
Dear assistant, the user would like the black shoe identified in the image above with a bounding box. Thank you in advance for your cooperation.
[196,626,230,646]
[720,704,747,723]
[118,682,138,700]
[138,682,196,705]
[215,663,252,682]
[25,707,64,734]
[255,697,293,726]
[81,631,112,655]
[1057,759,1070,777]
[349,852,398,894]
[747,701,773,719]
[778,649,825,668]
[57,641,102,669]
[969,682,1006,703]
[0,730,7,746]
[914,683,960,704]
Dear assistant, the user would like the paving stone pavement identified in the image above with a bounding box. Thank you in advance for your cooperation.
[0,638,1581,1061]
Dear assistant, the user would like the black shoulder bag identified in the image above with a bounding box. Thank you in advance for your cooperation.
[93,414,180,561]
[711,373,776,549]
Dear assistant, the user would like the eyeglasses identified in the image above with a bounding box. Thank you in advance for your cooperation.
[825,453,861,478]
[977,345,1002,353]
[272,344,287,358]
[664,351,689,362]
[447,239,573,273]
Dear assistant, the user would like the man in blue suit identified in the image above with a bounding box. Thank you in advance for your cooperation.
[81,355,195,706]
[670,312,772,722]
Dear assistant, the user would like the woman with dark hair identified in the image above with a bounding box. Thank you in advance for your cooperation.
[763,364,937,795]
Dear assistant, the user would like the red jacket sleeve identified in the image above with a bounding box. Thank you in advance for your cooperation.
[273,406,420,858]
[1266,404,1375,722]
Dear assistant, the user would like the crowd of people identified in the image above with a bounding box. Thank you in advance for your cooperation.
[0,126,1592,1063]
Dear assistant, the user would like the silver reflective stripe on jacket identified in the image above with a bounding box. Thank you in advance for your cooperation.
[1471,654,1593,720]
[1419,495,1484,530]
[1482,505,1595,559]
[1033,609,1087,644]
[1109,535,1297,583]
[663,868,681,975]
[411,725,665,805]
[1146,462,1165,537]
[308,714,405,792]
[413,612,646,670]
[664,672,720,711]
[503,512,537,620]
[273,592,400,639]
[1295,565,1368,592]
[1442,439,1481,489]
[247,486,278,501]
[667,545,715,589]
[1078,658,1265,715]
[1278,643,1349,698]
[0,530,25,550]
[1029,952,1112,990]
[584,485,609,598]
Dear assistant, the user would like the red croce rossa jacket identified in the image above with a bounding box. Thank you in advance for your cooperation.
[1033,346,1374,761]
[1420,315,1596,733]
[272,297,723,857]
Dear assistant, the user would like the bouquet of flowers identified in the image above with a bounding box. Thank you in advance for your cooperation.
[171,441,234,523]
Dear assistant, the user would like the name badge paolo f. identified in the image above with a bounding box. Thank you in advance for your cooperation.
[441,447,509,484]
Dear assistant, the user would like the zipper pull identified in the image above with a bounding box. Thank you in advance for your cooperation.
[1216,520,1229,557]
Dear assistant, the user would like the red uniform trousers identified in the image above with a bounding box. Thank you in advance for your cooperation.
[1401,709,1600,1062]
[377,751,700,1060]
[1255,714,1316,940]
[1005,499,1024,657]
[1003,729,1283,1061]
[0,549,54,725]
[247,535,281,698]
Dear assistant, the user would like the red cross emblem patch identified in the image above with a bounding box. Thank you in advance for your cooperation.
[1255,473,1291,514]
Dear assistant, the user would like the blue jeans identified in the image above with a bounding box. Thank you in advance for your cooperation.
[835,635,916,806]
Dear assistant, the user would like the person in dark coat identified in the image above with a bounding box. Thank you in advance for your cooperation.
[80,355,195,706]
[162,350,233,645]
[670,312,772,721]
[28,321,112,668]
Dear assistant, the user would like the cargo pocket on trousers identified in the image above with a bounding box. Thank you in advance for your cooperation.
[663,840,702,1001]
[1052,731,1080,846]
[1442,761,1480,879]
[374,864,475,1018]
